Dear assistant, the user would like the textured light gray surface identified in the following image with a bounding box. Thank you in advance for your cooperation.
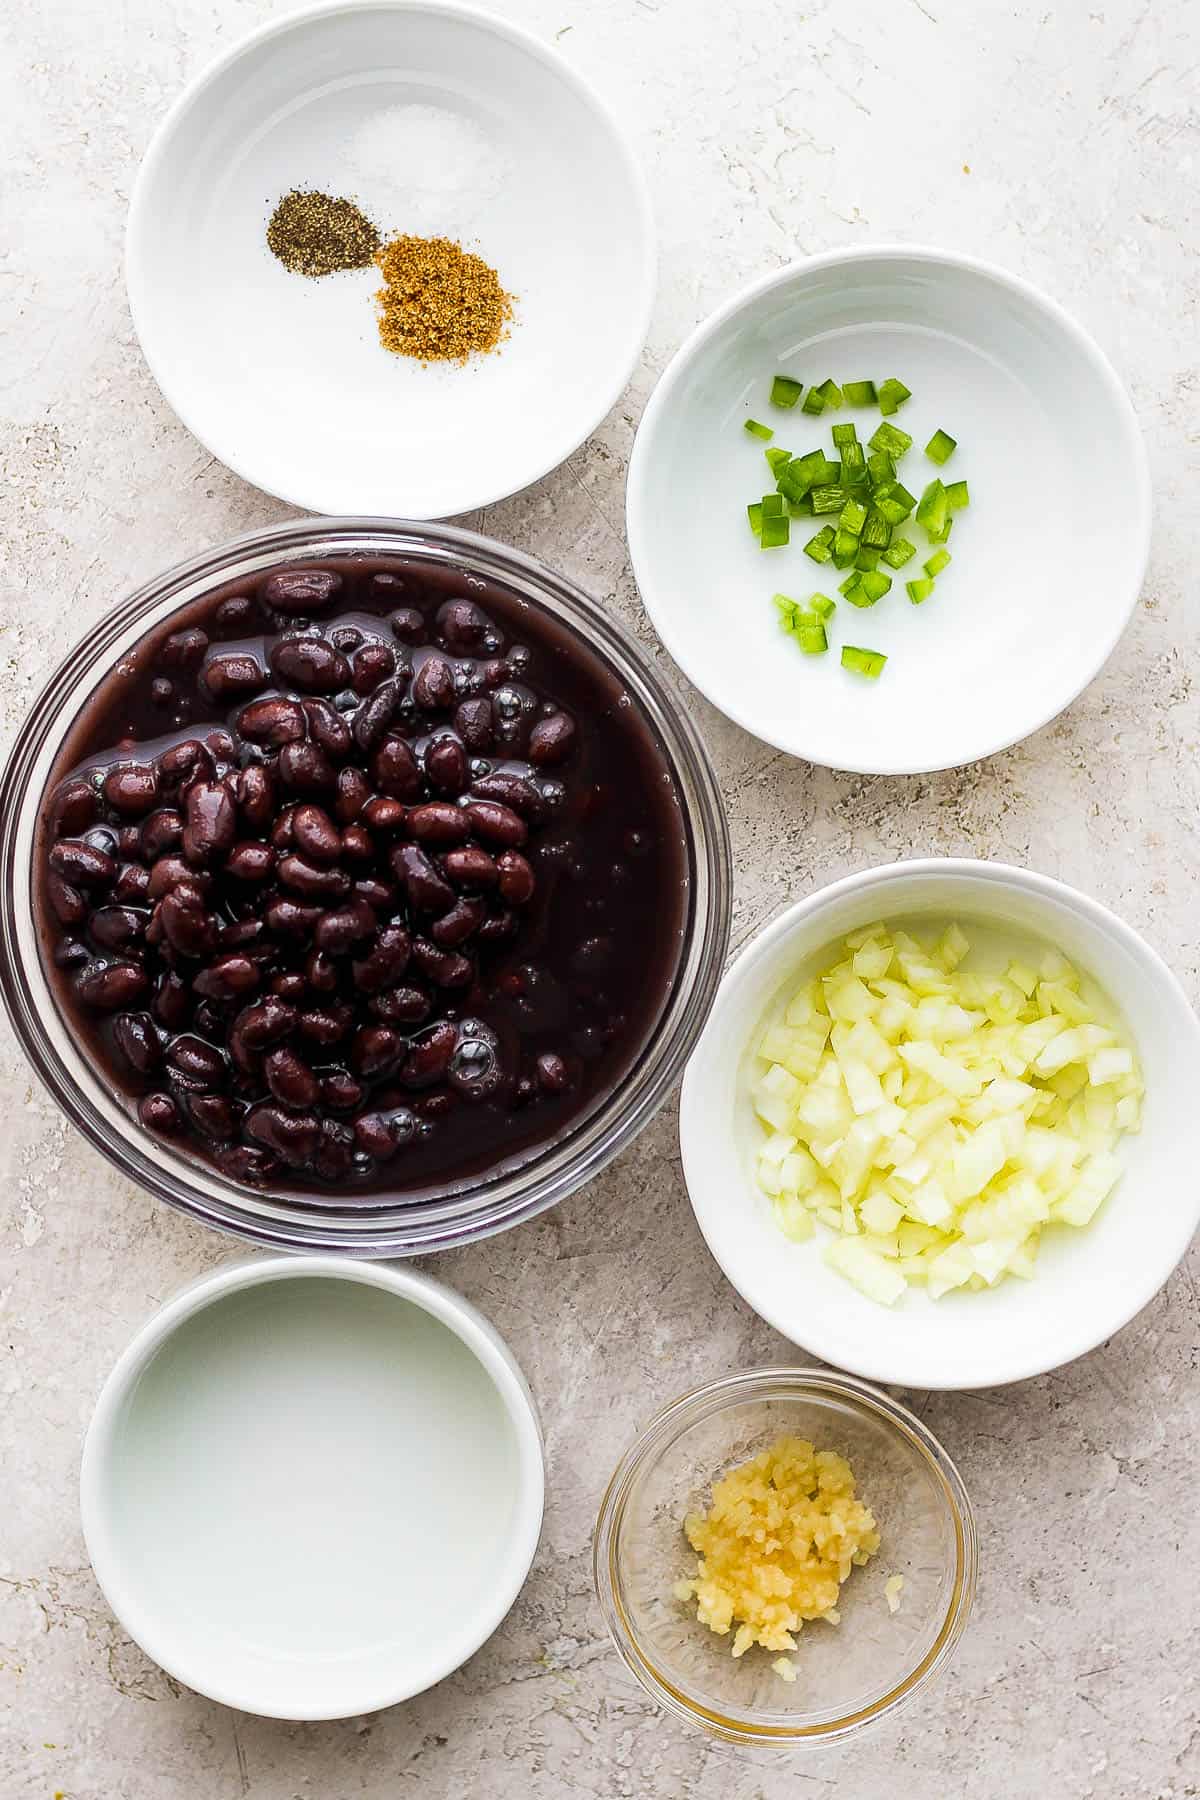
[2,0,1198,1795]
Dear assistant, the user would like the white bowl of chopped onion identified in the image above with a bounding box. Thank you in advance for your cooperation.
[680,859,1200,1389]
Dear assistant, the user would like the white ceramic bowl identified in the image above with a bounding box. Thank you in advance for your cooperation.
[680,860,1200,1390]
[627,247,1150,775]
[127,0,654,517]
[81,1257,544,1718]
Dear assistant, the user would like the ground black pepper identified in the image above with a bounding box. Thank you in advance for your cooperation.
[266,190,381,278]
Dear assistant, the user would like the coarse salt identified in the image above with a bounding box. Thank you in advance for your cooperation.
[346,103,507,236]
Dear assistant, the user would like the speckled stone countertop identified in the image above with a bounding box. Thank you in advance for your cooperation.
[2,0,1198,1795]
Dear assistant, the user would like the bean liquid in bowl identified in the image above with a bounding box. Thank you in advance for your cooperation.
[33,555,691,1203]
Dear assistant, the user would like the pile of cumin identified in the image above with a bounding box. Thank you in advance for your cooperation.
[373,233,514,364]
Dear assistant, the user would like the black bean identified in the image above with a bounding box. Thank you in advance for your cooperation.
[139,1092,181,1135]
[90,905,146,950]
[236,764,275,831]
[264,1045,321,1110]
[392,843,455,913]
[442,846,499,890]
[424,736,469,796]
[323,1071,364,1113]
[369,985,431,1025]
[351,923,411,991]
[262,568,342,615]
[313,1117,355,1180]
[297,1004,353,1049]
[351,1025,403,1079]
[225,841,276,883]
[351,642,396,695]
[166,1034,227,1091]
[412,655,455,711]
[215,595,256,631]
[536,1051,573,1094]
[340,824,373,863]
[304,949,339,994]
[111,1011,162,1075]
[462,799,527,847]
[469,770,547,821]
[157,739,213,797]
[75,960,149,1010]
[112,862,152,905]
[203,654,266,702]
[49,841,115,888]
[53,936,91,970]
[313,899,377,955]
[183,780,237,863]
[186,1093,236,1141]
[141,809,183,859]
[278,855,351,901]
[49,779,98,838]
[159,888,218,957]
[335,766,371,824]
[291,804,341,863]
[238,696,306,746]
[410,939,473,988]
[354,875,399,910]
[301,698,353,760]
[159,628,208,672]
[496,849,536,905]
[215,1145,279,1183]
[353,677,402,753]
[407,802,470,846]
[103,763,160,817]
[47,872,87,926]
[361,795,406,834]
[370,734,421,799]
[244,1103,320,1165]
[437,599,490,653]
[528,711,577,766]
[430,897,485,948]
[194,954,260,1000]
[454,696,494,753]
[388,606,425,642]
[270,638,350,693]
[278,740,336,793]
[153,970,191,1031]
[399,1020,457,1089]
[264,896,323,939]
[477,907,518,944]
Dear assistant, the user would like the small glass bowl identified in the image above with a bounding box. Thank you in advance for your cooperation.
[594,1368,976,1747]
[0,517,731,1255]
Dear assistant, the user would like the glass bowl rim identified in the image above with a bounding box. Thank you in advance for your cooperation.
[592,1365,978,1747]
[0,514,731,1255]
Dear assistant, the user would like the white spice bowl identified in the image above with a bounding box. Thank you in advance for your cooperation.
[80,1257,545,1718]
[127,1,655,517]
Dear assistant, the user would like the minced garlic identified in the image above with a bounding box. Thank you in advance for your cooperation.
[674,1435,879,1674]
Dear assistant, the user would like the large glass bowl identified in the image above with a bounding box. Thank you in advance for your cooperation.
[594,1369,977,1747]
[0,518,731,1254]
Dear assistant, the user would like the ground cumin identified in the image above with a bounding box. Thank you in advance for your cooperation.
[374,234,513,363]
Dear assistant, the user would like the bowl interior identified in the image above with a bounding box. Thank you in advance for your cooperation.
[610,1388,964,1733]
[83,1268,540,1718]
[128,2,652,516]
[681,864,1200,1389]
[628,251,1147,773]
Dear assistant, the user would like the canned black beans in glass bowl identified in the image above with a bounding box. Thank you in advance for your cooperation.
[0,520,731,1255]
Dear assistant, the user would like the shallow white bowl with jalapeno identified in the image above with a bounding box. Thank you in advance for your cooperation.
[627,247,1150,776]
